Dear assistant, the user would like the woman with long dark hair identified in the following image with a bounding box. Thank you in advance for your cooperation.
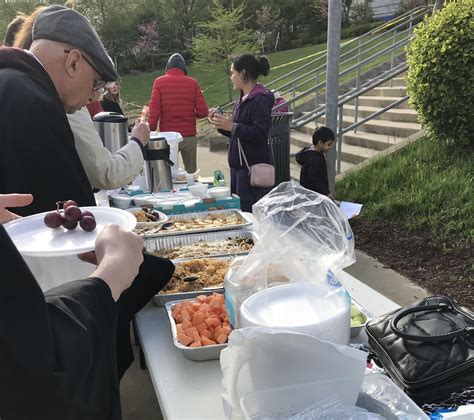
[101,81,124,115]
[210,54,275,212]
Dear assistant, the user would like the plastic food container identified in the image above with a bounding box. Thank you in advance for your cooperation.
[165,298,227,361]
[110,194,132,209]
[239,374,427,419]
[208,187,231,200]
[350,298,373,338]
[188,183,209,198]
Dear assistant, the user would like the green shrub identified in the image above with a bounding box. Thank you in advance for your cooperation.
[406,2,474,147]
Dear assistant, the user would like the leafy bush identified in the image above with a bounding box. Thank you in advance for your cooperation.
[406,2,474,147]
[350,2,374,24]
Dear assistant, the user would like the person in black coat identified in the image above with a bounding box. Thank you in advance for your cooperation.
[295,126,335,197]
[209,54,275,212]
[101,81,124,115]
[0,193,145,420]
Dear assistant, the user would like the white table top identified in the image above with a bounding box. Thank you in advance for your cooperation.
[135,271,400,420]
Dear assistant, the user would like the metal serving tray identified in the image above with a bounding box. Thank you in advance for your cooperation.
[165,297,227,361]
[140,209,252,238]
[144,229,257,260]
[153,255,233,307]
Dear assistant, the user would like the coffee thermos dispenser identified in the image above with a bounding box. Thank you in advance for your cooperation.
[145,134,174,192]
[92,112,128,154]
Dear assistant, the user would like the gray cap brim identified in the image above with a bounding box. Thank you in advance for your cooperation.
[33,5,118,82]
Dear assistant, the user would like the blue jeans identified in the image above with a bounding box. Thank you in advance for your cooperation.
[231,168,267,212]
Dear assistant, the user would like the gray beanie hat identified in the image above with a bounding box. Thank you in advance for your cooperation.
[32,5,118,82]
[166,53,187,75]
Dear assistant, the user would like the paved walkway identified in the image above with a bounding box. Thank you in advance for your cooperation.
[121,144,429,420]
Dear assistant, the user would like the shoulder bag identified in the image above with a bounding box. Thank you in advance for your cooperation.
[237,138,275,188]
[365,296,474,405]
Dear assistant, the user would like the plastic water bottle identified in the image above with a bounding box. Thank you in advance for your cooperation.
[224,256,259,329]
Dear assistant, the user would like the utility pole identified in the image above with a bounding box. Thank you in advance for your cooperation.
[325,0,342,194]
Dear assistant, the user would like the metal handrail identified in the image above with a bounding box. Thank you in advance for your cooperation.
[264,5,429,91]
[271,13,419,96]
[220,5,430,111]
[282,36,409,115]
[289,63,408,128]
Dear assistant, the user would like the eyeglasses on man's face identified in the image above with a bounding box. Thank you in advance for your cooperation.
[64,49,106,91]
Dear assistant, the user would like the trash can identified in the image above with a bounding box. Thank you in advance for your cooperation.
[268,112,293,185]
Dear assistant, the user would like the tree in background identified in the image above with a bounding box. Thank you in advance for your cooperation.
[256,5,281,52]
[192,1,258,102]
[134,21,160,70]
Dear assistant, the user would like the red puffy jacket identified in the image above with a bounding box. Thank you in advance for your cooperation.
[148,68,208,136]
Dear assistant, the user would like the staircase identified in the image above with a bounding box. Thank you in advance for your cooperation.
[289,73,421,180]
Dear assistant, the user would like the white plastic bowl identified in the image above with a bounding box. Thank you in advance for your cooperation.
[111,194,132,209]
[132,194,161,206]
[208,187,230,200]
[188,183,208,198]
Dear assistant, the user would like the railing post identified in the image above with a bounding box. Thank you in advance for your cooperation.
[391,29,397,71]
[354,63,361,133]
[315,70,319,109]
[292,82,296,113]
[337,105,344,175]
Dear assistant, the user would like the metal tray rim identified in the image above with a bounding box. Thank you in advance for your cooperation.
[145,229,257,261]
[139,209,252,238]
[165,298,227,361]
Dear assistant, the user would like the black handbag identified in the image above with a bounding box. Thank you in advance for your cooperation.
[365,296,474,405]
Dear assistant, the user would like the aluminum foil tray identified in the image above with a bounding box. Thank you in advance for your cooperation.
[139,209,252,238]
[144,229,257,260]
[153,255,233,307]
[165,298,227,361]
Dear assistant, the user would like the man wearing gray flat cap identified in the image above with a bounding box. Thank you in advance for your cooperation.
[0,5,174,420]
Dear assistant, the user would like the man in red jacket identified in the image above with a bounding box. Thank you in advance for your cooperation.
[148,53,208,173]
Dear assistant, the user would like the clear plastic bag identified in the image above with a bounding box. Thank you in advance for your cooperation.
[224,182,356,331]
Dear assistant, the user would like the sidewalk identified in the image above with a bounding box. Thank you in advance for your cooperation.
[120,145,429,420]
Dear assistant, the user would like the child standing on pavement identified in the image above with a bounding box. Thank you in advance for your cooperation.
[296,126,335,197]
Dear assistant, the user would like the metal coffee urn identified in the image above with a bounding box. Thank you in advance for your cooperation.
[93,112,128,153]
[145,134,174,192]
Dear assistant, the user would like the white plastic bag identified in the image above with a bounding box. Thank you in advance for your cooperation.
[224,182,355,331]
[220,327,367,420]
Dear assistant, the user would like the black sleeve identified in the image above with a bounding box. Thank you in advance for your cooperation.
[0,226,120,419]
[302,155,330,195]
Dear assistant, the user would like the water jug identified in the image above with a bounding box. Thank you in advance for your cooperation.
[93,112,128,153]
[145,134,173,192]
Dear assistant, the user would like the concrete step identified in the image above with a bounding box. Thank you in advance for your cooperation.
[381,77,407,87]
[340,143,379,164]
[343,131,404,151]
[318,116,421,137]
[367,86,407,97]
[290,130,313,148]
[342,104,419,123]
[351,96,411,108]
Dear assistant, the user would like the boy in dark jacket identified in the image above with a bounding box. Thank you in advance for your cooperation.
[295,126,335,196]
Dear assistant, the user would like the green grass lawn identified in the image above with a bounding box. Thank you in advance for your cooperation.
[336,136,474,241]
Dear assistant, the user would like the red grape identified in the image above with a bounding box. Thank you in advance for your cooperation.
[64,206,82,223]
[80,216,96,232]
[63,200,78,209]
[81,210,95,219]
[44,211,63,228]
[62,220,78,230]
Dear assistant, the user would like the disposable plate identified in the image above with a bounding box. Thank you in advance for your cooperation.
[4,206,136,257]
